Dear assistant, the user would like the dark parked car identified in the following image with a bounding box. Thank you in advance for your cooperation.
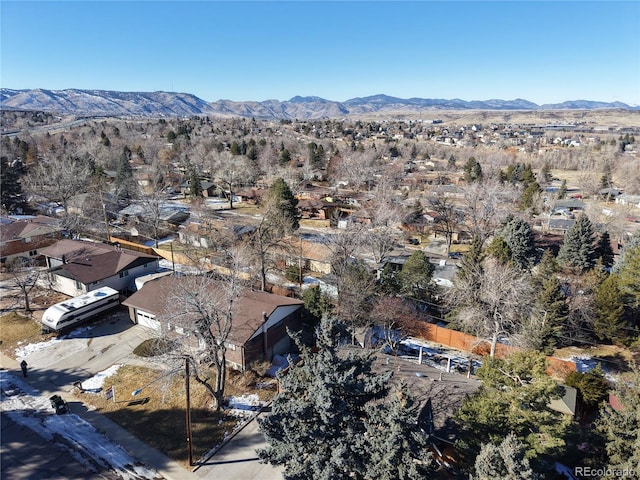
[447,252,462,259]
[49,395,69,414]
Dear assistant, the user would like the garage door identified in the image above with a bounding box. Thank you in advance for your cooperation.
[136,311,161,331]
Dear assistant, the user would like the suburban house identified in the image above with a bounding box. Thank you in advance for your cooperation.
[271,235,334,276]
[67,192,117,220]
[117,203,190,227]
[179,180,217,198]
[0,215,63,265]
[38,239,160,297]
[122,275,305,371]
[552,199,586,215]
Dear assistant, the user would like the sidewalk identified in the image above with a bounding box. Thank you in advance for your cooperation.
[1,351,197,480]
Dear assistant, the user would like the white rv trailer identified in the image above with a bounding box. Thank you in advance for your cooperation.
[41,287,120,332]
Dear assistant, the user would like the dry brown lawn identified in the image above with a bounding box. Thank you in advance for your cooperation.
[0,312,49,356]
[79,364,277,468]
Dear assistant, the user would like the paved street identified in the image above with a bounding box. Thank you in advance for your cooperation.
[1,413,101,480]
[194,410,284,480]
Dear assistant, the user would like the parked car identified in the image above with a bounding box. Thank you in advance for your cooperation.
[447,252,462,259]
[49,395,69,414]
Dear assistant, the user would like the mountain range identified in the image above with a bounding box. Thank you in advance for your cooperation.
[1,88,638,120]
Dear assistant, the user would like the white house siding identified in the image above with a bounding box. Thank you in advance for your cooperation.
[46,274,88,297]
[47,259,159,297]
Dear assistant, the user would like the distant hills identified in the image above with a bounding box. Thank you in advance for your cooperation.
[1,88,638,120]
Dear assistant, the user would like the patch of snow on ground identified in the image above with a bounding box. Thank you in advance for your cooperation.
[399,337,483,373]
[14,325,95,360]
[0,371,159,480]
[81,364,122,392]
[227,394,263,417]
[569,356,599,373]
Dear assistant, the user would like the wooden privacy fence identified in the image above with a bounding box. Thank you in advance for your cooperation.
[415,323,576,378]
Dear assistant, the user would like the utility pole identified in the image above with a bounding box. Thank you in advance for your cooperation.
[185,357,193,466]
[100,189,111,242]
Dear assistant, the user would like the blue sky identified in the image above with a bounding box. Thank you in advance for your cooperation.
[2,1,639,105]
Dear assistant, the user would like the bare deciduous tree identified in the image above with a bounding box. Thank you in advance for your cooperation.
[428,195,464,253]
[162,246,248,410]
[370,296,424,353]
[24,153,91,215]
[461,179,517,245]
[447,257,533,357]
[4,258,42,313]
[209,151,255,209]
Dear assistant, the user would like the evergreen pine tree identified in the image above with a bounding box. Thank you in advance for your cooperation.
[534,249,559,288]
[557,179,567,199]
[397,250,435,301]
[540,162,552,185]
[302,286,332,325]
[188,166,202,198]
[464,157,483,183]
[593,274,628,344]
[614,239,640,313]
[502,217,536,270]
[596,366,640,476]
[0,156,27,213]
[455,352,571,473]
[258,318,434,479]
[472,433,540,480]
[115,146,137,202]
[596,231,615,268]
[365,388,434,480]
[264,177,299,232]
[529,275,568,353]
[557,214,597,272]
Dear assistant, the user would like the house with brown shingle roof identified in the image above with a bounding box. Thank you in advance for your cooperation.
[0,215,63,264]
[38,239,160,297]
[122,275,304,371]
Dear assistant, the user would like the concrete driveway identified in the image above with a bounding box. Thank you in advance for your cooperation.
[17,308,155,395]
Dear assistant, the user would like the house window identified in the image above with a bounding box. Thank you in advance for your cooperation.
[74,279,83,290]
[29,250,37,256]
[119,270,129,278]
[224,342,237,351]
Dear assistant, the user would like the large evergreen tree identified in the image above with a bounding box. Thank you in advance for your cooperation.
[397,250,436,301]
[595,231,615,269]
[464,157,483,183]
[115,146,137,202]
[501,217,536,270]
[258,318,434,480]
[0,156,27,213]
[593,274,628,344]
[455,351,571,473]
[596,366,640,477]
[188,165,202,198]
[264,177,299,232]
[472,433,540,480]
[614,238,640,315]
[557,214,597,272]
[525,275,568,353]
